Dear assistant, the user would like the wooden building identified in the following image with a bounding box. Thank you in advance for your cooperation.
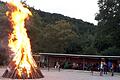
[33,53,120,71]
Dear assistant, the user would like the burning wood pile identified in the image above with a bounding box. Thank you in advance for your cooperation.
[2,0,44,79]
[2,61,44,79]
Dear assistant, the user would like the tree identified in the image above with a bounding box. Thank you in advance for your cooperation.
[29,19,78,53]
[101,47,120,56]
[96,0,120,46]
[95,0,120,55]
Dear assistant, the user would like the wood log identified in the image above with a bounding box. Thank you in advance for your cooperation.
[2,61,44,79]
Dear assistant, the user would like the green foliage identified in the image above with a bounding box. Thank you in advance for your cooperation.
[0,1,98,56]
[94,34,112,52]
[29,19,78,53]
[27,7,96,54]
[101,47,120,56]
[65,42,83,54]
[1,1,120,56]
[95,0,120,56]
[83,46,97,55]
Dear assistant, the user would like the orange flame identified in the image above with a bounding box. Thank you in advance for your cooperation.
[6,0,37,77]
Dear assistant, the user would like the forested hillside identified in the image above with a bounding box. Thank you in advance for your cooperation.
[29,8,96,54]
[0,1,96,56]
[1,0,120,58]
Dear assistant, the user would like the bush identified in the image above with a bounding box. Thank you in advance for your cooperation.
[83,46,97,55]
[101,47,120,56]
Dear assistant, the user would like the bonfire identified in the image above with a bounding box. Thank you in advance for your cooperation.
[2,0,44,79]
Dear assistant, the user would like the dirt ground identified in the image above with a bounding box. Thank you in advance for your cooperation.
[0,67,120,80]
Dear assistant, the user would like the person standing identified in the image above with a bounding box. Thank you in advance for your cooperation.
[103,62,107,74]
[55,62,60,72]
[119,63,120,72]
[100,61,104,76]
[91,64,96,75]
[108,61,112,72]
[111,63,114,76]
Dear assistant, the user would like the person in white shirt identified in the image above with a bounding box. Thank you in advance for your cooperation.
[100,61,104,76]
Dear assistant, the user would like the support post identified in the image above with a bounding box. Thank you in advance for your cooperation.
[83,58,85,70]
[47,56,49,71]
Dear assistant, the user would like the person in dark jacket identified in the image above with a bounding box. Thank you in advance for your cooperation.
[103,62,107,74]
[111,63,114,76]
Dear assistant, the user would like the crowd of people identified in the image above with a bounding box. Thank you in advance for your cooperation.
[53,60,120,76]
[40,58,120,76]
[98,61,115,76]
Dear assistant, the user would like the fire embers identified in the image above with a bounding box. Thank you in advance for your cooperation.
[2,61,44,79]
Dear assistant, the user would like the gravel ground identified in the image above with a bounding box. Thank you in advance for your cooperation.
[0,68,120,80]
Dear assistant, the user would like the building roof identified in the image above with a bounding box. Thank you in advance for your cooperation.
[33,53,120,58]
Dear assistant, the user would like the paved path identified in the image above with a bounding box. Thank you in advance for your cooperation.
[0,68,120,80]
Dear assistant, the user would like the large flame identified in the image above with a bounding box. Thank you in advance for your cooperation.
[6,0,37,77]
